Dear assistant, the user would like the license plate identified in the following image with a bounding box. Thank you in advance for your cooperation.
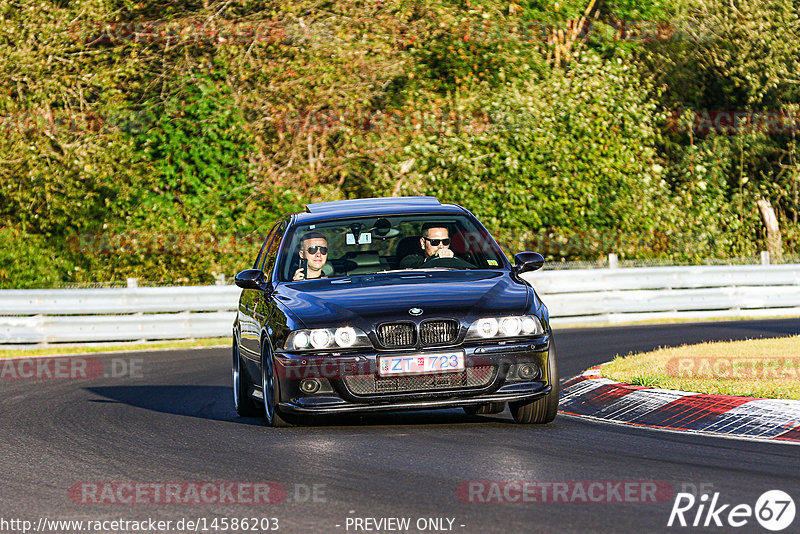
[379,351,465,376]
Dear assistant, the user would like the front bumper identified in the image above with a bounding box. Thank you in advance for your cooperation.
[281,383,550,415]
[273,336,552,415]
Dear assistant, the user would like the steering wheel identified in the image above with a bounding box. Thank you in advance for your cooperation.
[421,255,476,269]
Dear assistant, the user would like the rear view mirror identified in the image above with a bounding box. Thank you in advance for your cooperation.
[513,252,544,275]
[346,233,372,245]
[235,269,267,290]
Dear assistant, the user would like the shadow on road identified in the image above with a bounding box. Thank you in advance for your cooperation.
[85,385,265,426]
[84,385,513,428]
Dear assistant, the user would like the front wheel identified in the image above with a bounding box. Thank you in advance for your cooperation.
[509,341,559,424]
[261,344,300,427]
[233,341,261,417]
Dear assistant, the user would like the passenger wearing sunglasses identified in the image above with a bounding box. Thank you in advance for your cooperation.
[293,232,330,281]
[399,223,454,268]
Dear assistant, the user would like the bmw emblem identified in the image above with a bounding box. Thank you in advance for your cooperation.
[409,308,423,316]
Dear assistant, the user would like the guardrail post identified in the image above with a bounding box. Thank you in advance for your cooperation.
[126,278,138,288]
[760,251,770,265]
[214,273,226,286]
[608,253,618,269]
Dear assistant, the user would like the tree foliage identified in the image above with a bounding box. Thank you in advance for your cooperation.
[0,0,798,287]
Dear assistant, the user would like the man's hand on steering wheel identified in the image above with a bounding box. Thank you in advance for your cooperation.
[422,253,475,269]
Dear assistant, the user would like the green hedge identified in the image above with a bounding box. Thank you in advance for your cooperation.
[0,0,798,287]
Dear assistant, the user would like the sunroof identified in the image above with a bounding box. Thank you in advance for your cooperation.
[305,196,441,213]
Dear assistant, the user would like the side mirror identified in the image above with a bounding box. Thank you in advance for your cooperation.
[235,269,267,290]
[513,252,544,275]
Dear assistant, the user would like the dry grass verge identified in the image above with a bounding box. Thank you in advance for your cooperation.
[602,336,800,400]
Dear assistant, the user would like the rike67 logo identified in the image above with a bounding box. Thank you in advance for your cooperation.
[668,490,796,531]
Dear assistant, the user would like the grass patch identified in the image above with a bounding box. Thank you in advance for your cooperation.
[628,375,662,387]
[601,336,800,400]
[0,337,230,359]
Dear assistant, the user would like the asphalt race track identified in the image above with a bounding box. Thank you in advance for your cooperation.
[1,319,799,534]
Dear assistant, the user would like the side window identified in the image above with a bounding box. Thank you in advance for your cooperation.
[254,221,281,270]
[260,220,287,276]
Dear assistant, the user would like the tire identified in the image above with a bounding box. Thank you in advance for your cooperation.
[463,402,506,415]
[261,343,300,427]
[509,341,559,424]
[233,341,261,417]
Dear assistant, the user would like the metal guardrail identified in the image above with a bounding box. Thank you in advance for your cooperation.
[1,264,799,343]
[524,264,800,326]
[0,286,239,315]
[1,312,235,343]
[0,285,240,343]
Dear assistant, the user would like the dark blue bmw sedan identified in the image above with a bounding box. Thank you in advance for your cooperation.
[232,196,558,426]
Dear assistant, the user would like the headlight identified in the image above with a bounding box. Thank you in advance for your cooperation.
[285,326,372,351]
[499,317,522,336]
[292,331,309,350]
[521,316,539,334]
[466,315,543,340]
[309,329,331,349]
[475,318,499,338]
[334,327,357,348]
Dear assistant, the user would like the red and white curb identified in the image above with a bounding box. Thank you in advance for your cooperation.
[559,366,800,443]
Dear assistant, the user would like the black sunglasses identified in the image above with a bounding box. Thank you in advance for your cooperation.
[423,237,450,246]
[306,246,328,255]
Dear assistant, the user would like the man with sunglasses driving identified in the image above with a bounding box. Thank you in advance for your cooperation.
[293,232,330,281]
[399,223,454,268]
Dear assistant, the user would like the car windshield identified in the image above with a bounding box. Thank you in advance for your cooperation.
[277,214,507,282]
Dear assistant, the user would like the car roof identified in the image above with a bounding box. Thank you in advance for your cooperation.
[295,196,467,224]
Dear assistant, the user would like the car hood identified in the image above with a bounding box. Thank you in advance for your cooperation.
[273,270,532,329]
